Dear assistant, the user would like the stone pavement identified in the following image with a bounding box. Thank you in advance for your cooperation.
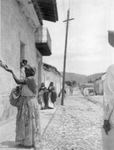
[0,100,60,150]
[86,95,103,106]
[42,90,104,150]
[0,89,104,150]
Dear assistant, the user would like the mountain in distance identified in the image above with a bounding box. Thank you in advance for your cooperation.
[64,72,87,83]
[87,73,104,82]
[61,72,104,83]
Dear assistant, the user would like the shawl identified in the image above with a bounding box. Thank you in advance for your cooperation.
[26,77,37,94]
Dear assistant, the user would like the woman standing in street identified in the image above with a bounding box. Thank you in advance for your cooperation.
[38,83,49,109]
[102,64,114,150]
[5,65,41,149]
[48,82,56,108]
[50,87,57,107]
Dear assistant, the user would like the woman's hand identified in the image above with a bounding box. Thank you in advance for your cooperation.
[0,60,8,70]
[103,120,111,135]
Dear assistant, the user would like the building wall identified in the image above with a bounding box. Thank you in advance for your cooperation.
[99,81,103,95]
[94,79,101,95]
[100,73,106,95]
[0,0,41,124]
[94,74,106,95]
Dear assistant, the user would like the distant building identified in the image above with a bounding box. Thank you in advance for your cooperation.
[79,83,94,96]
[94,73,106,95]
[42,63,62,95]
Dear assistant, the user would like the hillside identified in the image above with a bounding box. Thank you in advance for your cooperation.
[61,72,88,83]
[87,73,104,82]
[61,72,104,83]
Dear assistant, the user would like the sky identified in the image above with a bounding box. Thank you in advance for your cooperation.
[43,0,114,75]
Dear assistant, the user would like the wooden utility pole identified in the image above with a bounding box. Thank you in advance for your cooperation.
[61,9,74,105]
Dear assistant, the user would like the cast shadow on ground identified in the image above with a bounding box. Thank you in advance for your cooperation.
[0,141,31,149]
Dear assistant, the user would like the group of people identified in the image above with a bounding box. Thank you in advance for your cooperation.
[20,60,57,110]
[1,58,114,150]
[1,59,57,148]
[38,82,57,109]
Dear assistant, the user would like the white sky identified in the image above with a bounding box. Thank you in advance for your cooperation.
[43,0,114,75]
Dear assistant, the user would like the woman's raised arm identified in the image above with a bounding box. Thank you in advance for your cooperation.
[5,68,26,85]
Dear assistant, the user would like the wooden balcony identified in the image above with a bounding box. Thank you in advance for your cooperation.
[31,0,58,25]
[108,30,114,47]
[35,27,52,56]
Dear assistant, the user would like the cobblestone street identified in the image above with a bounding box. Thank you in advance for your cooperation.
[42,89,104,150]
[0,88,104,150]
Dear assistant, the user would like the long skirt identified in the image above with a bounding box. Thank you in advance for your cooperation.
[38,95,45,109]
[51,92,56,103]
[102,127,114,150]
[15,96,41,147]
[48,94,54,108]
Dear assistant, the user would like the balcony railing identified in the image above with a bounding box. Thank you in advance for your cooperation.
[35,27,52,56]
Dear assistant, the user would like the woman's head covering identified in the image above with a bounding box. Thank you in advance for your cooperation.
[25,65,36,77]
[26,77,37,94]
[50,82,53,86]
[22,59,28,65]
[41,83,45,87]
[104,64,114,105]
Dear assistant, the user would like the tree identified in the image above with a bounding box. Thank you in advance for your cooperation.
[72,80,77,86]
[65,81,72,86]
[88,80,93,83]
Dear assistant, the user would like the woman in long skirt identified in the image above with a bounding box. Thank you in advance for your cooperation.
[5,65,41,148]
[102,64,114,150]
[50,87,57,107]
[48,82,56,108]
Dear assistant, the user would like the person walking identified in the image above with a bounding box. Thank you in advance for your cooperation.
[48,82,55,108]
[50,87,57,107]
[43,87,49,109]
[102,64,114,150]
[58,88,66,99]
[38,83,49,109]
[38,83,45,109]
[4,65,41,149]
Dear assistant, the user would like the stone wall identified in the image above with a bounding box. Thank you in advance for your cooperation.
[0,0,41,124]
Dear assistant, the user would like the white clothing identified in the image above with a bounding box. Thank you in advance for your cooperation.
[102,64,114,150]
